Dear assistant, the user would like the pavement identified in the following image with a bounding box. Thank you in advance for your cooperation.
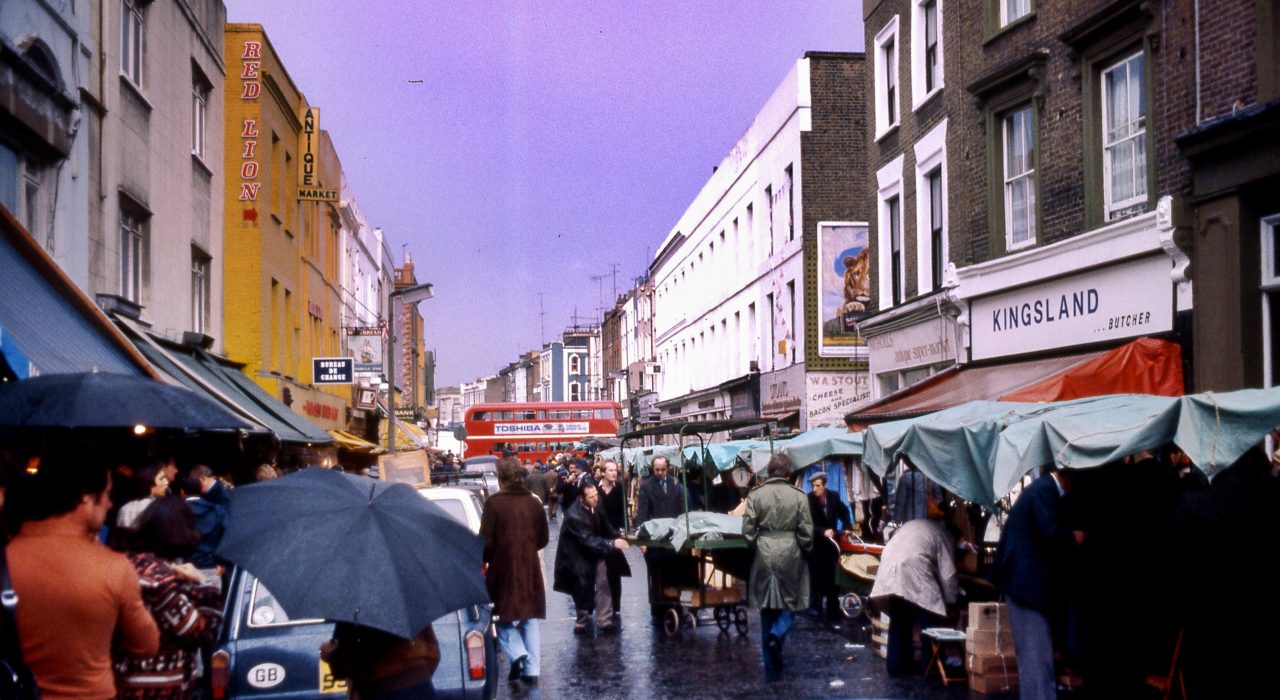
[494,513,1011,699]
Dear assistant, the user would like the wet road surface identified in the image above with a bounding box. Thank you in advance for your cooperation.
[498,514,1007,699]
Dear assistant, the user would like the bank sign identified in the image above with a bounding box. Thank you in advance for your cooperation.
[493,422,590,436]
[971,255,1173,361]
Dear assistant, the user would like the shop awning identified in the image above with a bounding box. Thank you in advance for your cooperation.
[120,323,332,445]
[1,207,152,378]
[378,413,429,450]
[329,429,385,454]
[848,338,1184,423]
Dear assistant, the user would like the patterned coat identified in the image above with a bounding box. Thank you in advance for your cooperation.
[113,553,222,699]
[742,478,814,611]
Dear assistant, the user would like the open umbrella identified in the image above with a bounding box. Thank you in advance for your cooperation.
[0,372,253,431]
[216,468,488,638]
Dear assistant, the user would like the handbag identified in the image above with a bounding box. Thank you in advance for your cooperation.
[1,547,41,700]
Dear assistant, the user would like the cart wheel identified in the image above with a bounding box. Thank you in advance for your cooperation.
[681,609,697,634]
[714,606,731,632]
[840,592,864,620]
[734,606,749,635]
[662,607,681,638]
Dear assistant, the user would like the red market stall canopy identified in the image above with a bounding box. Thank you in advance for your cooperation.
[847,337,1184,424]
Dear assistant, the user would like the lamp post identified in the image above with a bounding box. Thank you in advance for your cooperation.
[386,281,434,453]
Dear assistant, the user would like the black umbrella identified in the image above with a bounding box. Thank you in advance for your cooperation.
[0,372,254,431]
[216,468,489,638]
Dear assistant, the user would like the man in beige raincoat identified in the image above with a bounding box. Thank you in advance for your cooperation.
[869,516,959,674]
[743,453,814,681]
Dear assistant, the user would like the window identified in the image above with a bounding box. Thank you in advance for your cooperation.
[1101,51,1147,221]
[120,208,146,303]
[913,0,945,107]
[784,165,795,241]
[1003,105,1037,250]
[569,355,581,374]
[876,155,905,307]
[888,197,903,305]
[192,72,210,158]
[874,17,901,138]
[786,280,796,363]
[1262,216,1280,388]
[927,170,944,290]
[914,119,948,293]
[121,1,144,87]
[764,186,775,256]
[1002,0,1032,27]
[191,248,210,333]
[569,383,581,401]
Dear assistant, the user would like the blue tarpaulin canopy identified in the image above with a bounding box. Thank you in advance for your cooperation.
[862,388,1280,506]
[748,425,864,474]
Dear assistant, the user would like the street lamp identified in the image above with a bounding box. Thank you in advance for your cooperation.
[387,281,434,453]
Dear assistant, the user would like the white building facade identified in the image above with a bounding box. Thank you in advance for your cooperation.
[651,53,871,429]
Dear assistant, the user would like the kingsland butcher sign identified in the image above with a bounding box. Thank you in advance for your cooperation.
[970,255,1173,361]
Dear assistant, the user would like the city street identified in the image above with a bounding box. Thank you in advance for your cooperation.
[498,516,990,700]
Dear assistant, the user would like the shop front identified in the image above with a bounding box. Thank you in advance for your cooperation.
[859,291,962,401]
[760,363,804,431]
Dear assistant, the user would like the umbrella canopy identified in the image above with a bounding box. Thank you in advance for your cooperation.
[0,371,254,431]
[748,425,863,474]
[216,468,489,638]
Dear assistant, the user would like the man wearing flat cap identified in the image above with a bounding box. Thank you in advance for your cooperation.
[807,472,852,621]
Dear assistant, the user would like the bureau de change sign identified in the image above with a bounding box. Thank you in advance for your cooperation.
[313,357,354,384]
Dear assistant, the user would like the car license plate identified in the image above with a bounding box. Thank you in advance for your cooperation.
[319,660,349,694]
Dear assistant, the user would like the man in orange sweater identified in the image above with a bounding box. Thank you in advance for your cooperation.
[6,453,160,699]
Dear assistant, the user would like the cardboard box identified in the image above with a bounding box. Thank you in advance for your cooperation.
[965,628,1016,656]
[969,670,1019,695]
[967,653,1016,675]
[968,602,1011,631]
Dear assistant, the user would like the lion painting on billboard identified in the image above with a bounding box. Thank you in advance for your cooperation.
[841,249,871,314]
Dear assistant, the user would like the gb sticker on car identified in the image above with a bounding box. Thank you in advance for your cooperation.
[247,662,286,689]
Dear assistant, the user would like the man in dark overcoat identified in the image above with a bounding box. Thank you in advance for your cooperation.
[634,456,696,606]
[806,472,852,621]
[481,457,549,685]
[552,482,629,633]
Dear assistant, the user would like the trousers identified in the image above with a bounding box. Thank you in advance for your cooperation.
[496,619,540,677]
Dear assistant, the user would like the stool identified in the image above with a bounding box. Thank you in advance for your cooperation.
[922,627,967,686]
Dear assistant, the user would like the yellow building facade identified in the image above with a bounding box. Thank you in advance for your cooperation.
[223,25,346,431]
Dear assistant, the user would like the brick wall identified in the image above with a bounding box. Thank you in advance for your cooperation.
[801,52,869,369]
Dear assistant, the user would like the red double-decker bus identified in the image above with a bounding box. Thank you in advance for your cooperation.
[462,401,620,462]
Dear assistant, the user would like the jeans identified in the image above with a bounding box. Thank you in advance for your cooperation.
[1008,597,1056,700]
[758,609,794,670]
[496,619,540,678]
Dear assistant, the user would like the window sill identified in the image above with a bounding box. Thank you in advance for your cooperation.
[118,73,153,111]
[1004,238,1037,254]
[984,12,1036,46]
[912,87,944,114]
[191,152,213,177]
[875,123,900,144]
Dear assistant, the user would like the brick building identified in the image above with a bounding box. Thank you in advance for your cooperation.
[1175,1,1280,391]
[854,0,1199,414]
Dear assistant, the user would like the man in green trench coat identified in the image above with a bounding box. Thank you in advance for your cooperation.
[743,453,814,682]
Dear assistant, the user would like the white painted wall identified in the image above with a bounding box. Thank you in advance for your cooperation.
[651,58,811,406]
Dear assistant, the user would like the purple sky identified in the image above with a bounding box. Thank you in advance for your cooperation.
[223,1,864,387]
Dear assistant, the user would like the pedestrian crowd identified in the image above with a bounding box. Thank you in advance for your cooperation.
[0,445,282,700]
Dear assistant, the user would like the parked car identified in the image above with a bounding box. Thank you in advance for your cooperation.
[210,486,496,699]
